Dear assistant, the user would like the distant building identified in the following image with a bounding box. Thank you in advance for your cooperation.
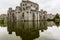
[0,14,7,20]
[7,0,47,22]
[47,14,55,19]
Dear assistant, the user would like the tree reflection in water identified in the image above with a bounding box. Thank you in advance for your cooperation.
[54,22,60,27]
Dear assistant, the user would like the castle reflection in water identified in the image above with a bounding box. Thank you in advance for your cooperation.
[6,21,60,40]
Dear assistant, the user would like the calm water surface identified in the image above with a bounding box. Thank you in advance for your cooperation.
[0,21,60,40]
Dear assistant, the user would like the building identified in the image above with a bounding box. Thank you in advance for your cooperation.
[47,14,55,19]
[7,0,47,22]
[0,14,7,20]
[7,8,15,23]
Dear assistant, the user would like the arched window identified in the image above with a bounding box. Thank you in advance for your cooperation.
[33,13,35,20]
[23,8,25,11]
[18,12,20,13]
[27,11,29,13]
[22,13,24,18]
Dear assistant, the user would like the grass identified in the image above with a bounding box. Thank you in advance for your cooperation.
[0,19,7,24]
[4,19,7,24]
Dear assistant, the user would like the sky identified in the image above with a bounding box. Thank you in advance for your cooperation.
[0,0,60,14]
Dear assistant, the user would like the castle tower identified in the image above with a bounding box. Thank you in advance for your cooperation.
[22,0,29,1]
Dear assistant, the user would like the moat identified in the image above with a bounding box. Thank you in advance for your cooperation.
[0,21,60,40]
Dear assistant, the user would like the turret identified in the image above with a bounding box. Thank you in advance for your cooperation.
[8,7,12,12]
[9,8,12,10]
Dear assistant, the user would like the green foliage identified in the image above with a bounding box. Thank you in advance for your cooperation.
[0,19,7,24]
[0,19,4,24]
[4,19,7,24]
[47,18,55,21]
[54,13,60,19]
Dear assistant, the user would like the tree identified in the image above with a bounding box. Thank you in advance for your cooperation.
[54,13,59,19]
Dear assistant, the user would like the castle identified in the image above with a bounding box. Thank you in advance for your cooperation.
[7,0,47,22]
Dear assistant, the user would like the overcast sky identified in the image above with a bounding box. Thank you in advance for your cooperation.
[0,0,60,14]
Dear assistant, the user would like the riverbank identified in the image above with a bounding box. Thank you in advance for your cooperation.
[0,19,7,24]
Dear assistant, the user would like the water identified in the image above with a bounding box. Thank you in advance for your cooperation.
[0,21,60,40]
